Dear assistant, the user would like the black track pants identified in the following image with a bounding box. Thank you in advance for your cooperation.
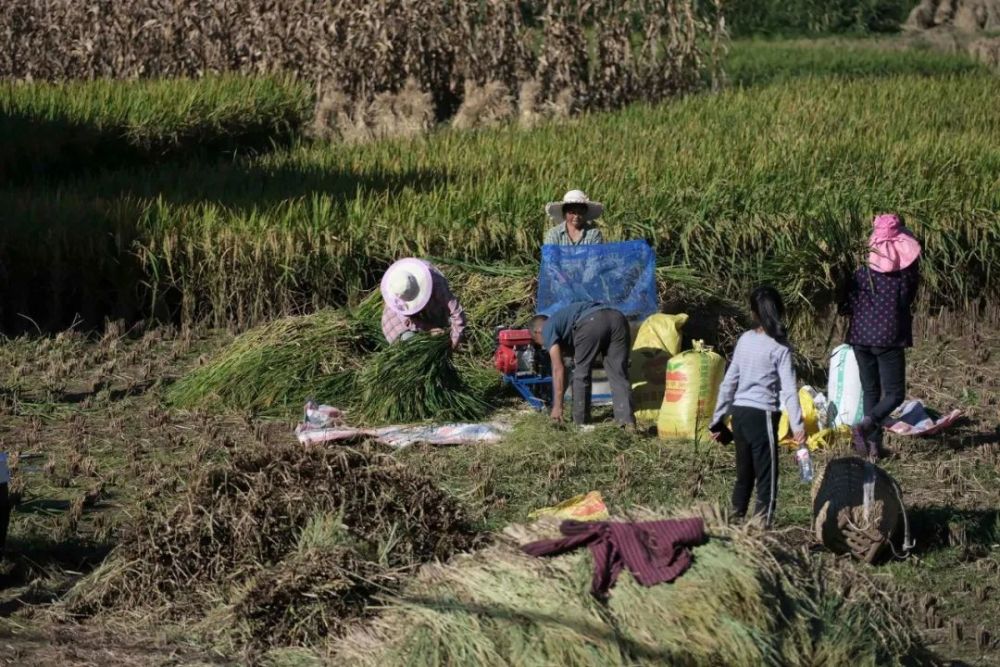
[730,406,780,526]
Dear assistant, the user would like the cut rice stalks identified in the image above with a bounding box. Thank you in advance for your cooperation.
[333,507,935,666]
[358,333,490,424]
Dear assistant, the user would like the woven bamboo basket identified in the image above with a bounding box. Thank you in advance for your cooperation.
[812,456,911,563]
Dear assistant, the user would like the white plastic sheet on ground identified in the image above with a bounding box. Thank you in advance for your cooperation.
[295,405,512,448]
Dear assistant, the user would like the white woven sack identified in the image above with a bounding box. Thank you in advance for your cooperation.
[828,344,865,427]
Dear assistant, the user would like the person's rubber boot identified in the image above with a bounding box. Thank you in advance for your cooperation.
[851,417,874,456]
[869,432,891,461]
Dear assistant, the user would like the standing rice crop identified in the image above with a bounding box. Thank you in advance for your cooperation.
[6,62,1000,334]
[0,76,310,183]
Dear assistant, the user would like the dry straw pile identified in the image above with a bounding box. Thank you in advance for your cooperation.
[2,0,724,135]
[333,509,933,666]
[66,441,483,649]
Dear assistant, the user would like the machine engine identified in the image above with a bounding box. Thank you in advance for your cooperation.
[493,328,538,376]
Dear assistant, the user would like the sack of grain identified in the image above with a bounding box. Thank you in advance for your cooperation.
[630,313,688,422]
[828,345,864,427]
[656,340,724,440]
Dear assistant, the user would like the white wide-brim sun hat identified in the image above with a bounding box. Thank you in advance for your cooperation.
[545,189,604,223]
[381,258,433,316]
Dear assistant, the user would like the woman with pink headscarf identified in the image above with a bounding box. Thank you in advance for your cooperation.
[839,213,922,460]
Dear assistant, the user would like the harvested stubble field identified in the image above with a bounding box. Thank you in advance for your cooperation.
[1,37,999,667]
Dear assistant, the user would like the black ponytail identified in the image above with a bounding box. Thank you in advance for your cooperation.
[750,286,788,344]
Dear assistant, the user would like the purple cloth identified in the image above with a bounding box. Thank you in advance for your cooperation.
[845,262,920,348]
[381,265,466,347]
[521,518,706,599]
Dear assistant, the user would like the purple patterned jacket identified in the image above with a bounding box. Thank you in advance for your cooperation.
[844,261,920,348]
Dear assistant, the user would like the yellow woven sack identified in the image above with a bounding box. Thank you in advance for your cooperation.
[527,491,610,522]
[657,340,725,440]
[778,387,819,443]
[630,313,688,422]
[778,387,851,450]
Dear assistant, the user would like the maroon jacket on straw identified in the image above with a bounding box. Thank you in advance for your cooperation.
[521,518,706,599]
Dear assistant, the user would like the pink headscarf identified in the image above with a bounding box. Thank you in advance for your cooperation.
[868,213,921,273]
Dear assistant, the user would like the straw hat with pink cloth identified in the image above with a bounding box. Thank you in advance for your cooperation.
[868,213,921,273]
[381,258,434,316]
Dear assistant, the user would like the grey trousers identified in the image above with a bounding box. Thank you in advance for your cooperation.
[572,309,635,426]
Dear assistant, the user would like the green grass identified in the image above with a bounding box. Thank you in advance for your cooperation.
[0,75,310,183]
[725,37,985,86]
[397,412,821,530]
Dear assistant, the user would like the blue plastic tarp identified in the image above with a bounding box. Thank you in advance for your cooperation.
[537,240,658,321]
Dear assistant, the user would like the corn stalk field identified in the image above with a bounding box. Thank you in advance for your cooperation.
[1,0,721,123]
[2,56,999,333]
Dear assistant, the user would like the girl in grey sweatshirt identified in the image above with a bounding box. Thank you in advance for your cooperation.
[710,286,805,527]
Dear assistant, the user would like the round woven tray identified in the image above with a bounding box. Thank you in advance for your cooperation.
[812,456,907,563]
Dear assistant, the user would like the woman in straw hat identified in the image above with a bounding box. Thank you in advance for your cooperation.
[840,213,922,460]
[543,190,605,246]
[380,258,466,350]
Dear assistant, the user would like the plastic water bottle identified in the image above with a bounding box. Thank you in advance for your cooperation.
[796,446,814,483]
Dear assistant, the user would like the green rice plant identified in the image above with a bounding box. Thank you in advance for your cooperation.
[0,76,310,183]
[5,59,1000,334]
[331,511,930,666]
[128,70,1000,328]
[725,36,983,86]
[357,334,490,424]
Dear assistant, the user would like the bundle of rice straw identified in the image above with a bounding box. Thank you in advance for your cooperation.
[332,507,932,666]
[358,333,489,424]
[167,306,378,415]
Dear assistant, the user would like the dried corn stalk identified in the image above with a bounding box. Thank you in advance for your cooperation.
[0,0,724,125]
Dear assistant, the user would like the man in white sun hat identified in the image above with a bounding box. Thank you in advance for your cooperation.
[381,258,466,350]
[543,189,605,246]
